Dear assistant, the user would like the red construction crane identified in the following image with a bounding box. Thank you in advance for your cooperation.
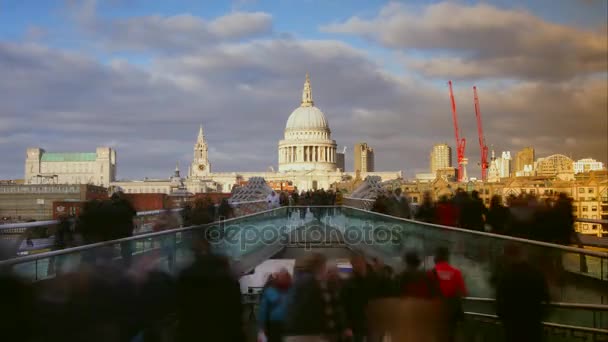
[448,81,466,182]
[473,86,489,181]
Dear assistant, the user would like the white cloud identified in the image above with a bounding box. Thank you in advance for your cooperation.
[322,2,607,81]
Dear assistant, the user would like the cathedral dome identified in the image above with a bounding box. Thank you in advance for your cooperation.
[285,106,329,131]
[278,73,337,173]
[284,73,330,132]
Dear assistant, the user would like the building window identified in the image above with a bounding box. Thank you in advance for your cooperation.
[412,197,418,203]
[592,206,597,212]
[579,188,584,193]
[582,215,587,218]
[588,188,594,194]
[573,206,578,211]
[582,207,588,212]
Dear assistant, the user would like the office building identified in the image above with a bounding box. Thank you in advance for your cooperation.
[354,142,374,173]
[515,147,535,173]
[25,147,116,187]
[430,143,452,174]
[574,158,605,174]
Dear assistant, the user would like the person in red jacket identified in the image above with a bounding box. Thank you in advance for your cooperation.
[431,247,467,342]
[435,196,457,227]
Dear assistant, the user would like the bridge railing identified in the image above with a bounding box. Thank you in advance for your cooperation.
[0,204,292,281]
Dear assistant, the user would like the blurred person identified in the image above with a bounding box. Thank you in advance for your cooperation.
[494,244,549,342]
[431,247,467,342]
[176,232,245,342]
[0,271,34,341]
[435,195,457,227]
[341,254,378,342]
[134,270,177,341]
[508,194,537,239]
[486,195,509,234]
[217,198,234,219]
[390,188,411,219]
[415,191,435,223]
[371,194,391,215]
[284,253,346,342]
[326,264,342,293]
[258,269,293,342]
[551,193,576,245]
[110,193,137,267]
[48,214,75,275]
[452,189,469,227]
[267,191,280,210]
[461,190,486,231]
[299,190,309,220]
[153,210,180,270]
[398,251,440,299]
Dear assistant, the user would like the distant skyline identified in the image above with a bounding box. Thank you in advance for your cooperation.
[1,0,606,180]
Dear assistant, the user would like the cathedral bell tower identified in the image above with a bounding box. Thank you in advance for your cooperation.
[190,125,211,177]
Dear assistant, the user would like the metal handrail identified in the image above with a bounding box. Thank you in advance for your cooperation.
[465,311,608,335]
[464,297,608,311]
[0,205,285,267]
[342,205,608,258]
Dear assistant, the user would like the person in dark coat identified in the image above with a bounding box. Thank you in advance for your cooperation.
[284,253,346,342]
[341,254,378,342]
[461,190,486,231]
[486,195,509,234]
[415,191,435,223]
[176,250,245,342]
[494,245,549,342]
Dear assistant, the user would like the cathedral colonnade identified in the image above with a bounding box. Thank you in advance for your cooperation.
[278,144,336,164]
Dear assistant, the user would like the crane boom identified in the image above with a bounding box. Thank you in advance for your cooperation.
[473,86,488,180]
[448,81,466,182]
[448,81,460,145]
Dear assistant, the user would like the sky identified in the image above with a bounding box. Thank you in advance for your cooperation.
[0,0,606,180]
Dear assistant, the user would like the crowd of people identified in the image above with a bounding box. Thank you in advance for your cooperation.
[256,246,548,342]
[372,189,578,246]
[266,189,343,209]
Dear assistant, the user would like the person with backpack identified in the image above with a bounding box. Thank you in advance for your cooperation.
[258,269,292,342]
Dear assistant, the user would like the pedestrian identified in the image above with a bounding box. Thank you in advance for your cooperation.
[266,191,280,210]
[486,195,509,234]
[430,247,467,342]
[175,233,245,342]
[415,191,435,223]
[398,251,441,299]
[390,188,411,219]
[341,254,377,342]
[258,269,292,342]
[495,245,549,342]
[284,253,347,342]
[435,196,457,227]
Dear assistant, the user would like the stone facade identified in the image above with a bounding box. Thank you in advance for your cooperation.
[25,147,116,187]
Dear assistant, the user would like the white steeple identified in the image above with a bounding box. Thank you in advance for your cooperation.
[190,124,210,177]
[301,72,314,107]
